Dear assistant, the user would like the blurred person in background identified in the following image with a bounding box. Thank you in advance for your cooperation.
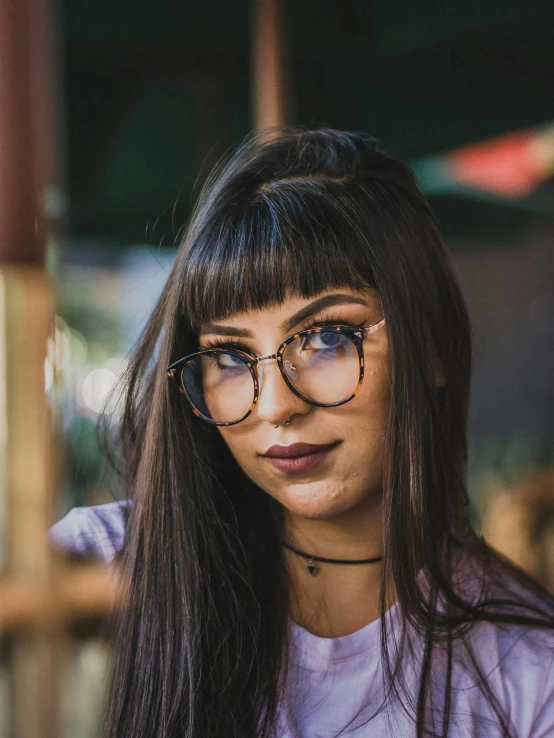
[50,128,554,738]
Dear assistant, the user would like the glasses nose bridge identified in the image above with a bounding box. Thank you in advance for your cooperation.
[252,350,292,391]
[252,352,281,380]
[254,352,279,365]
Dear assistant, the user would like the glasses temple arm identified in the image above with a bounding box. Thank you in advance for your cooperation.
[364,317,386,335]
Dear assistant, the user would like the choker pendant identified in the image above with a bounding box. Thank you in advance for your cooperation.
[306,557,319,576]
[280,539,383,576]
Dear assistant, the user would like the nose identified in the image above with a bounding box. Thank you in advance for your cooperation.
[255,357,309,426]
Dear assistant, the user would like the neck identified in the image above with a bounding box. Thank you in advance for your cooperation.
[282,497,390,638]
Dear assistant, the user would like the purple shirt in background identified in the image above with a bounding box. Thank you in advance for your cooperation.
[49,502,554,737]
[49,500,128,564]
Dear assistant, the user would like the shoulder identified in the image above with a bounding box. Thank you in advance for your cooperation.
[48,500,130,564]
[443,554,554,735]
[457,616,554,737]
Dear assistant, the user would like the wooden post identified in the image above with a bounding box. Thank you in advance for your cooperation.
[252,0,289,137]
[0,0,126,730]
[0,0,61,735]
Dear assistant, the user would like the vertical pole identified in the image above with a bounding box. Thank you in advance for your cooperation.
[0,3,37,266]
[252,0,289,138]
[0,0,62,735]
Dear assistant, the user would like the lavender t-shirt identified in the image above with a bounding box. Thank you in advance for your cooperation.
[49,502,554,737]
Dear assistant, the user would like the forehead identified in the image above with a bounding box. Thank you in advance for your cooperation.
[199,286,381,335]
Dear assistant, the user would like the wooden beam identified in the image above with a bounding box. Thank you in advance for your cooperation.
[0,563,124,630]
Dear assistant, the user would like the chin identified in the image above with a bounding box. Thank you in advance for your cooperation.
[278,482,358,519]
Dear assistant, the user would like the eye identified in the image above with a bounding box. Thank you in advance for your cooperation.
[207,352,246,373]
[318,331,343,347]
[201,337,254,356]
[300,329,349,353]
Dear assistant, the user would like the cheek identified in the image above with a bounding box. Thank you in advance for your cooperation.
[319,363,390,483]
[361,370,389,433]
[328,361,390,437]
[217,424,264,484]
[219,433,251,469]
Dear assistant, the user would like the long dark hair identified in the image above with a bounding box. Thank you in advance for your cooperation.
[102,127,554,738]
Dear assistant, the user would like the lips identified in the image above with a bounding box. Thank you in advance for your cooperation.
[263,441,340,458]
[262,441,341,474]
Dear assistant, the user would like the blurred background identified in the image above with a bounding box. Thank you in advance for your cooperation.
[1,0,553,735]
[55,0,554,555]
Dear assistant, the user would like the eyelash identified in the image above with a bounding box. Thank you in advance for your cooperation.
[200,312,365,353]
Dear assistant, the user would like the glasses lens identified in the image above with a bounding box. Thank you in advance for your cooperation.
[182,351,254,423]
[282,329,360,403]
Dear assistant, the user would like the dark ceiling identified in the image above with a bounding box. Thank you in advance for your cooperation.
[60,0,554,245]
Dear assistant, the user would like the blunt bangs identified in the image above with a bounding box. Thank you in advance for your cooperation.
[180,180,376,331]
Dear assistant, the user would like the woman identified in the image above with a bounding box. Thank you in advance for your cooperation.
[50,127,554,737]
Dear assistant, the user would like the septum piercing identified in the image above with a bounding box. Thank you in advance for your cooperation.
[274,419,291,428]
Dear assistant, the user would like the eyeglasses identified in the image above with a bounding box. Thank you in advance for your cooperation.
[167,318,386,426]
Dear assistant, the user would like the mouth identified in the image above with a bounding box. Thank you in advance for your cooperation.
[262,441,341,474]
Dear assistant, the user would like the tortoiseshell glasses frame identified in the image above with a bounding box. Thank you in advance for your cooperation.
[167,318,386,426]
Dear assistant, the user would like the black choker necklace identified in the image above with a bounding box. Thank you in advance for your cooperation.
[280,539,383,576]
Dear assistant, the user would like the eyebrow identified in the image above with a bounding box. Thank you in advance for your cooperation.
[199,294,370,338]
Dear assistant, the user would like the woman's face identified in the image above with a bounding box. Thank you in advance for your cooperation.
[198,286,390,520]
